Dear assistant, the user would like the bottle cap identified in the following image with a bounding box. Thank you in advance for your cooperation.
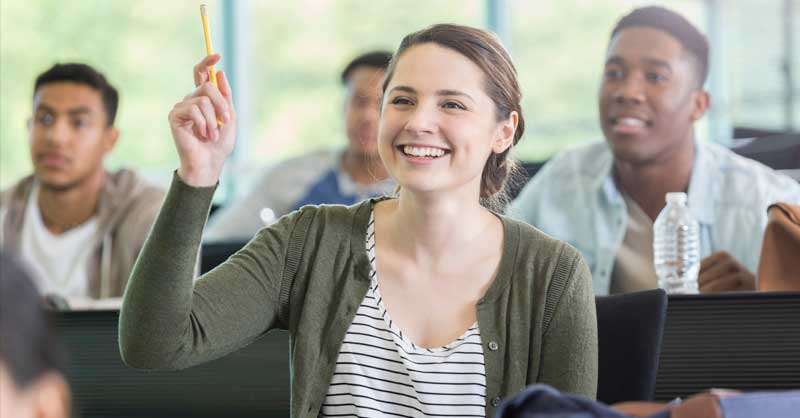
[665,192,688,204]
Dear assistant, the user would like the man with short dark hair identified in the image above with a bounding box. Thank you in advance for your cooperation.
[204,51,395,242]
[511,6,800,295]
[0,63,164,299]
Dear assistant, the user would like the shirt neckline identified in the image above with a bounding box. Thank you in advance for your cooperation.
[350,198,519,304]
[365,209,482,353]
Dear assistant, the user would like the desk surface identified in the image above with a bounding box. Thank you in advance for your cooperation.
[55,311,289,418]
[654,292,800,401]
[56,292,800,416]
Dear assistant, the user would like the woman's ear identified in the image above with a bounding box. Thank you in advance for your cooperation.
[492,111,518,154]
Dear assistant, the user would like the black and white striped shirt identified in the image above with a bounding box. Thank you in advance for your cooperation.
[320,211,487,418]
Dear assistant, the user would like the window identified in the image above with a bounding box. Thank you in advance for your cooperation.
[0,0,221,189]
[728,0,799,132]
[2,0,794,192]
[231,1,481,179]
[507,0,705,161]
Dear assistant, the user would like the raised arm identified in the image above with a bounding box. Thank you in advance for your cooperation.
[119,55,291,370]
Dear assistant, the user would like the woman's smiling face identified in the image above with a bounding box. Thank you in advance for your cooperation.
[378,43,513,199]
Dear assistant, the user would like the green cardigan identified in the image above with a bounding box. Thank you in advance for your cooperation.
[119,174,598,418]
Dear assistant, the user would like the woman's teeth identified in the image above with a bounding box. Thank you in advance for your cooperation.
[403,145,446,158]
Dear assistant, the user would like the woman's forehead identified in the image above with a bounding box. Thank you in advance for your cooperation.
[389,43,486,93]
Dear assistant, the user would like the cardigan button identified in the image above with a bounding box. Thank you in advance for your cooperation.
[491,396,501,407]
[488,341,499,351]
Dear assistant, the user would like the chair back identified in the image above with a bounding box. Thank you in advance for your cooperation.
[595,289,667,404]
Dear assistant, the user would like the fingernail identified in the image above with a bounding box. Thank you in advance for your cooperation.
[224,111,231,122]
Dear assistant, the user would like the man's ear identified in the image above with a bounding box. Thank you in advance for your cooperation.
[103,127,120,154]
[33,372,71,418]
[492,111,518,154]
[691,90,710,122]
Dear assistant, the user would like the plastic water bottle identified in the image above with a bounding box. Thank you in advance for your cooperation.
[653,192,700,294]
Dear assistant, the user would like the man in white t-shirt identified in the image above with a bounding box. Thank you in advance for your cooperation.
[0,63,164,299]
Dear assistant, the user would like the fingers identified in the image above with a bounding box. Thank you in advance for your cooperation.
[193,54,222,87]
[169,97,223,141]
[698,251,756,292]
[699,260,732,285]
[195,97,219,140]
[700,275,741,293]
[191,82,231,123]
[188,104,209,139]
[172,54,234,142]
[218,70,235,110]
[699,251,727,272]
[673,393,722,418]
[698,252,736,283]
[701,271,756,292]
[169,99,209,139]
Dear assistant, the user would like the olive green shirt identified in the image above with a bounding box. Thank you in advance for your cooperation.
[119,174,597,418]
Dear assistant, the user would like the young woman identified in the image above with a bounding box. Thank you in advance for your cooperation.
[120,24,597,418]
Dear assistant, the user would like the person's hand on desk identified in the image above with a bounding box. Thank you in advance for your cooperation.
[614,389,736,417]
[698,251,756,292]
[670,393,723,418]
[169,53,237,187]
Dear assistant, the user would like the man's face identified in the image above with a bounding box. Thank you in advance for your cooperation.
[599,27,708,165]
[343,67,385,158]
[29,82,118,191]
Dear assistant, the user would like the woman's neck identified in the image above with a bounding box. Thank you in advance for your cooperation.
[378,188,497,266]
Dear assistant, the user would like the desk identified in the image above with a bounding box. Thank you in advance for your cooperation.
[55,292,800,416]
[54,310,289,418]
[654,292,800,401]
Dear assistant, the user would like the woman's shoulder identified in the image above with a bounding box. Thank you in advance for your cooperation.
[304,198,375,220]
[265,199,372,248]
[501,215,584,273]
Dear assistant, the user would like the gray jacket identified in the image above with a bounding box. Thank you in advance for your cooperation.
[0,169,165,298]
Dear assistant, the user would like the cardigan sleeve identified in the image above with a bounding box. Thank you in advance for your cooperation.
[538,244,599,399]
[119,172,311,370]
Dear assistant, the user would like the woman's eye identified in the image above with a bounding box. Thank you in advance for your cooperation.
[442,101,465,110]
[390,96,413,105]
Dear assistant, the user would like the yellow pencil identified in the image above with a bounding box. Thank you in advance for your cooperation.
[200,4,218,88]
[200,4,222,125]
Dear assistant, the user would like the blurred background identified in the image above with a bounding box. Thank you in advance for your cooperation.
[1,0,797,201]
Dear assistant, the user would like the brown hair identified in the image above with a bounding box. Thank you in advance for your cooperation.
[382,24,526,212]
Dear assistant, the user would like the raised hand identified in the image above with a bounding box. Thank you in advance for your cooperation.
[169,54,237,187]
